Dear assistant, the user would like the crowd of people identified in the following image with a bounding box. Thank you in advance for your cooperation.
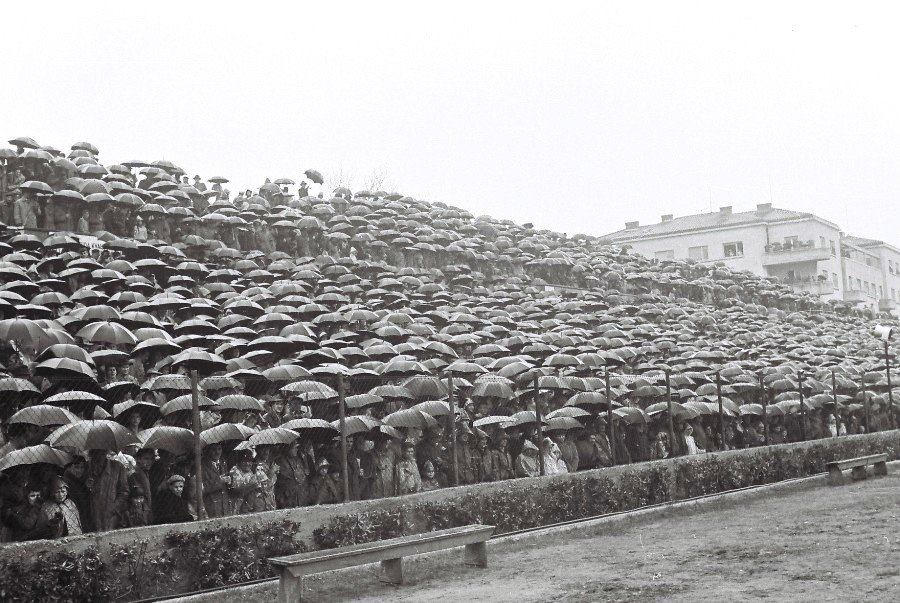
[0,136,896,543]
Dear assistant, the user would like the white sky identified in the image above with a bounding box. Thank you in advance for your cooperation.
[3,1,899,242]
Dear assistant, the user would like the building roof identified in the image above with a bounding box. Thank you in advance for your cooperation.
[843,235,883,248]
[599,206,818,243]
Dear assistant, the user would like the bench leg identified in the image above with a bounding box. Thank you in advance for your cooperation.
[464,541,488,568]
[827,467,845,486]
[380,558,403,585]
[278,575,302,603]
[873,461,888,477]
[850,466,867,481]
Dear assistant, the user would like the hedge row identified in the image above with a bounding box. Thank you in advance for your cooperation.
[0,432,896,601]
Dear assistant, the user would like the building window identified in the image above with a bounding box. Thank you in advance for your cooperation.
[832,272,838,287]
[830,240,836,255]
[879,285,883,298]
[688,246,708,260]
[819,236,826,249]
[723,242,743,258]
[654,250,674,260]
[856,278,862,290]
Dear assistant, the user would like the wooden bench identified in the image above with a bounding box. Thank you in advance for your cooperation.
[269,524,495,602]
[826,453,888,486]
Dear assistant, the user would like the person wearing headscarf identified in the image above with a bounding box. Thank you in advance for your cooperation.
[541,437,568,475]
[40,477,83,538]
[115,486,151,528]
[153,475,193,525]
[683,424,701,455]
[514,440,541,478]
[420,461,441,491]
[554,431,580,473]
[227,450,264,514]
[395,441,422,495]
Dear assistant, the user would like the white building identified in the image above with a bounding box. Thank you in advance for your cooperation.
[599,204,896,315]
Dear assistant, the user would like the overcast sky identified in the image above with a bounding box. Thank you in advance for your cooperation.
[4,2,898,242]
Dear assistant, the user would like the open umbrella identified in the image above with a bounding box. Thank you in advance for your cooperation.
[47,420,140,451]
[199,422,256,446]
[0,444,74,472]
[383,408,439,429]
[8,405,79,427]
[248,427,301,446]
[138,426,195,455]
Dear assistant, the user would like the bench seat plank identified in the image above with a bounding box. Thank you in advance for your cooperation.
[827,453,888,472]
[271,525,495,578]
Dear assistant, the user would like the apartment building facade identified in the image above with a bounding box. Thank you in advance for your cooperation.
[599,203,896,315]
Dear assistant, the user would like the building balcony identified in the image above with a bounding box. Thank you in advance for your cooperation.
[784,279,838,296]
[761,242,830,267]
[843,289,867,303]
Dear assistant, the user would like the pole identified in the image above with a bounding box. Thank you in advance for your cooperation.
[716,371,725,450]
[798,372,807,441]
[831,370,840,437]
[533,374,545,476]
[759,372,768,445]
[605,368,616,465]
[665,370,675,456]
[337,374,349,502]
[190,370,205,519]
[860,374,870,434]
[447,373,459,486]
[886,340,896,430]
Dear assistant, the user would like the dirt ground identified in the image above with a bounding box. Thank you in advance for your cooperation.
[219,472,899,602]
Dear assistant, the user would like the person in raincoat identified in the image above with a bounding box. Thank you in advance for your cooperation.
[395,441,422,495]
[153,475,193,525]
[7,483,54,541]
[200,443,229,517]
[13,191,38,229]
[275,439,311,508]
[348,437,375,501]
[514,439,541,478]
[310,458,341,505]
[554,431,580,473]
[40,477,83,537]
[541,437,568,475]
[370,438,397,499]
[85,449,129,532]
[482,432,515,481]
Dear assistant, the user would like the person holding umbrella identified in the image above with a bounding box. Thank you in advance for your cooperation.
[85,449,129,532]
[200,443,229,517]
[370,437,397,499]
[275,439,312,508]
[482,432,514,482]
[310,457,341,505]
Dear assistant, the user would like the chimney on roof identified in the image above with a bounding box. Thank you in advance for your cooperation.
[756,202,772,214]
[719,206,732,216]
[625,221,640,230]
[661,214,673,222]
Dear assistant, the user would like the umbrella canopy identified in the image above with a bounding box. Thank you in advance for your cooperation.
[199,422,256,446]
[46,419,141,452]
[0,444,74,472]
[138,426,195,455]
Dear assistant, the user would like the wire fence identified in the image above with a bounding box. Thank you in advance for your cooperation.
[0,360,897,544]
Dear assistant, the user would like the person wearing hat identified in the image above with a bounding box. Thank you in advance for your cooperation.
[420,461,441,492]
[153,475,193,525]
[514,439,540,478]
[310,458,341,505]
[192,175,207,192]
[370,437,397,499]
[12,188,38,229]
[395,441,422,495]
[115,486,151,528]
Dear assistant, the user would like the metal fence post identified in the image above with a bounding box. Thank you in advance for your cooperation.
[337,374,349,502]
[759,372,768,445]
[605,368,616,465]
[665,370,675,455]
[716,371,725,450]
[533,374,545,476]
[798,372,807,441]
[447,372,459,486]
[190,370,205,519]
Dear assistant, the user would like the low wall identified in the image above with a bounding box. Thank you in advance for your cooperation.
[1,432,897,601]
